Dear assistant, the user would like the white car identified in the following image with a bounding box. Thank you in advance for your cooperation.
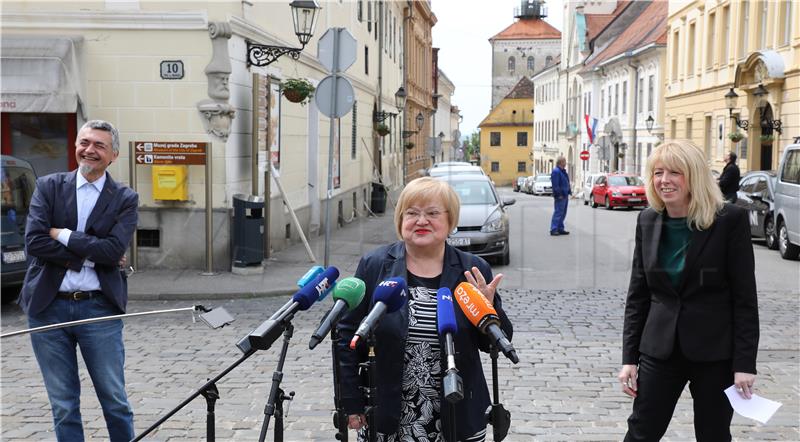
[774,143,800,260]
[583,173,605,205]
[428,165,485,178]
[532,175,552,195]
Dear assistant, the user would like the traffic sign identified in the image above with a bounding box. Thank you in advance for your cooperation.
[318,28,357,73]
[315,75,355,118]
[133,141,207,165]
[580,150,590,161]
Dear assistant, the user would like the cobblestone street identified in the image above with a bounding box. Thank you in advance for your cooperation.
[2,287,797,441]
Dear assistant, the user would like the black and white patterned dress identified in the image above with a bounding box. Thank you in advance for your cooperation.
[358,272,485,442]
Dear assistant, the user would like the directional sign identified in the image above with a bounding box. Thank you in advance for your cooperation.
[315,75,355,118]
[317,28,357,73]
[580,150,590,161]
[133,141,207,165]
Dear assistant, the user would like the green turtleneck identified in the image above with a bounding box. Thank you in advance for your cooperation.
[658,215,692,288]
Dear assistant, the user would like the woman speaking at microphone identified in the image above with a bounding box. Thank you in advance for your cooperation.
[336,177,513,442]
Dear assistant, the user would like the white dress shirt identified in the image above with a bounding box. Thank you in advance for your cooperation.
[56,172,106,292]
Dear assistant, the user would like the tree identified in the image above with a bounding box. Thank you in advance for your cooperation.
[462,131,480,162]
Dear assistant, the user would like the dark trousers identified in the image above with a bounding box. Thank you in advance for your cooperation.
[550,197,568,233]
[624,352,734,442]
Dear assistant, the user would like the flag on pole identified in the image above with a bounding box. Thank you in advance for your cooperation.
[585,115,598,144]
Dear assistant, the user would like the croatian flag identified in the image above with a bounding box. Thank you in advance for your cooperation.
[584,115,598,144]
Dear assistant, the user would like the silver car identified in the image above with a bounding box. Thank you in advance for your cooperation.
[435,174,515,265]
[775,143,800,260]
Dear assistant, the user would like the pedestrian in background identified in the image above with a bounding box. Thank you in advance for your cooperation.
[336,177,513,442]
[619,139,759,441]
[550,156,571,235]
[718,151,741,203]
[19,120,139,441]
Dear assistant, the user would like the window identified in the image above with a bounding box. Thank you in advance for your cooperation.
[707,12,716,67]
[365,46,369,75]
[647,142,653,158]
[545,55,553,65]
[517,161,526,173]
[517,132,528,146]
[2,113,77,176]
[491,161,500,172]
[358,0,363,22]
[671,119,677,138]
[527,56,535,70]
[740,1,750,57]
[607,87,612,115]
[351,102,358,159]
[759,0,768,49]
[686,117,693,139]
[780,150,800,184]
[490,132,501,146]
[137,229,160,248]
[601,91,605,118]
[508,56,515,72]
[722,6,731,62]
[638,77,644,112]
[614,83,619,115]
[687,22,696,75]
[622,81,628,114]
[781,1,792,46]
[648,75,655,112]
[671,31,680,80]
[367,1,372,32]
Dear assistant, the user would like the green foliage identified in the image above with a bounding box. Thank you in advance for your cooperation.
[376,123,390,136]
[281,78,315,105]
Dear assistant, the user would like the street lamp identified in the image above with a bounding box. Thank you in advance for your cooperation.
[373,87,406,122]
[645,114,655,134]
[753,83,782,134]
[724,87,750,131]
[415,112,425,130]
[246,0,321,67]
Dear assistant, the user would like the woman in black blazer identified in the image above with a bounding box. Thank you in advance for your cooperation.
[336,177,513,442]
[619,140,759,441]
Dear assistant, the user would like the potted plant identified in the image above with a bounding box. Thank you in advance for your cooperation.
[376,123,390,137]
[404,141,415,150]
[281,78,315,105]
[728,132,744,142]
[759,133,775,142]
[617,152,625,159]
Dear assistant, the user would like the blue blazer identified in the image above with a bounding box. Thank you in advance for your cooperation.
[336,241,514,440]
[551,166,571,198]
[19,171,139,316]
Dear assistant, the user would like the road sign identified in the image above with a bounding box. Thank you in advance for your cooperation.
[580,150,590,161]
[317,28,357,73]
[315,75,355,118]
[133,141,207,165]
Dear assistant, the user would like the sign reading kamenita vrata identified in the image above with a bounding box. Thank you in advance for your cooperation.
[133,141,207,165]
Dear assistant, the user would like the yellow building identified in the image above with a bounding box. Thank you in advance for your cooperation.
[478,77,534,186]
[664,0,799,173]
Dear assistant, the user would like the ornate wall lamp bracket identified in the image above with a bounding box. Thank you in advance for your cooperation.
[247,42,303,67]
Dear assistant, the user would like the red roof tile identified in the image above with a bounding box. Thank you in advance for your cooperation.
[584,0,632,41]
[490,18,561,41]
[584,0,668,69]
[505,77,534,99]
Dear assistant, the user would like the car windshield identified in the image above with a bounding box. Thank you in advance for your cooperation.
[430,168,482,177]
[608,176,642,186]
[536,176,550,182]
[448,180,498,205]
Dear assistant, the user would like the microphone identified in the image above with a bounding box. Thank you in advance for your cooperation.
[297,265,336,302]
[308,277,366,350]
[238,266,340,352]
[349,277,407,350]
[437,287,464,403]
[453,282,519,364]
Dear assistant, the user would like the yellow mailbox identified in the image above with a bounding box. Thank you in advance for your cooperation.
[152,165,188,200]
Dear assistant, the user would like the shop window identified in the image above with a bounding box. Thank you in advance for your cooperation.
[1,113,77,176]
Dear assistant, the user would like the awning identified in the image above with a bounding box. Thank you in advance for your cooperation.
[1,35,86,118]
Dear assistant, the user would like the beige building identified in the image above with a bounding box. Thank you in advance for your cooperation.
[434,69,459,163]
[532,57,563,174]
[664,0,799,173]
[1,0,406,270]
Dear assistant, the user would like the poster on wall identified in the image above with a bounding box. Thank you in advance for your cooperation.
[333,118,341,189]
[269,79,281,171]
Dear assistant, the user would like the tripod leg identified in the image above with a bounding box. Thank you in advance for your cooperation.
[200,382,220,442]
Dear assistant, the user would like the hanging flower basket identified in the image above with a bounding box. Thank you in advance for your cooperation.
[404,141,415,150]
[759,133,775,142]
[728,132,744,142]
[617,152,625,159]
[281,78,315,105]
[376,123,390,137]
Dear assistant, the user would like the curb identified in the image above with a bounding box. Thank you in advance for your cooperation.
[127,288,295,301]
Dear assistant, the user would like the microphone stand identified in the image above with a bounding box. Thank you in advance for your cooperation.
[442,333,463,442]
[359,330,378,442]
[330,325,349,441]
[258,322,296,442]
[484,345,511,442]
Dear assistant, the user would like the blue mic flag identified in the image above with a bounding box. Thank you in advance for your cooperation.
[373,277,407,313]
[292,266,339,310]
[437,287,458,335]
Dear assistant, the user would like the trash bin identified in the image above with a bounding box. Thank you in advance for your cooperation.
[232,194,264,267]
[370,182,387,214]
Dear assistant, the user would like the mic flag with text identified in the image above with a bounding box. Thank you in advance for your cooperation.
[438,287,464,403]
[309,277,366,349]
[349,277,407,349]
[454,282,519,364]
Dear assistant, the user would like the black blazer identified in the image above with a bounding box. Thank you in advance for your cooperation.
[336,241,513,439]
[622,205,759,374]
[19,171,139,316]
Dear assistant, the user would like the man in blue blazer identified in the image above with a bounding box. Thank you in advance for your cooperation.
[20,120,138,441]
[550,156,572,235]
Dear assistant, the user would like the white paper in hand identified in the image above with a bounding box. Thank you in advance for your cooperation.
[724,385,782,424]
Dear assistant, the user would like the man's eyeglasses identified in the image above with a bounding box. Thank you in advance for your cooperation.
[403,208,447,221]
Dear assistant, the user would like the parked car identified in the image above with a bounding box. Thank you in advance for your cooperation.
[590,174,647,209]
[432,161,472,168]
[522,175,536,194]
[735,171,778,249]
[774,143,800,260]
[434,173,515,265]
[531,174,552,196]
[512,176,526,192]
[583,173,605,205]
[428,165,485,178]
[1,155,37,303]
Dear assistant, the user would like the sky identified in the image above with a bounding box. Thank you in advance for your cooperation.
[431,0,563,138]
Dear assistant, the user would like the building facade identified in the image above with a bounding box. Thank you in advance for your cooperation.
[435,69,458,163]
[664,0,799,173]
[532,58,563,174]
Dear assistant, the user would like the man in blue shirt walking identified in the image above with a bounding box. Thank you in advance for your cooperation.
[550,156,571,236]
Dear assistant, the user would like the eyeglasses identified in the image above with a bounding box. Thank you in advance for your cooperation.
[403,208,447,221]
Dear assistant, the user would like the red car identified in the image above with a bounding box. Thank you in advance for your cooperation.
[591,174,648,209]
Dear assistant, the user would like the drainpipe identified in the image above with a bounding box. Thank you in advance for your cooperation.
[627,52,638,175]
[377,0,384,183]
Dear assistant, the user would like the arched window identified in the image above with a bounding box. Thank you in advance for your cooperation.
[545,55,553,66]
[508,56,515,71]
[527,56,535,70]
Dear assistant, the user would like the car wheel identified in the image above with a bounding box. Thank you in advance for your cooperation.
[584,198,588,206]
[499,247,510,266]
[778,221,800,260]
[591,197,598,208]
[605,196,613,210]
[764,216,778,250]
